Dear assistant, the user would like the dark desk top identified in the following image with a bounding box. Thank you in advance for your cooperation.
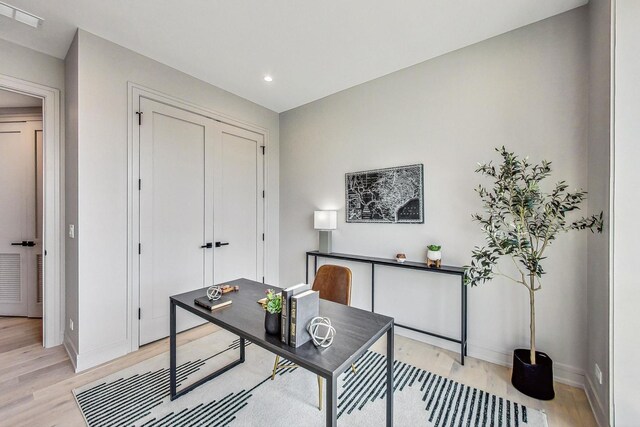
[307,251,466,276]
[171,278,394,377]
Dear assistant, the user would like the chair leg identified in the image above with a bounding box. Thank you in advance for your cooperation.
[351,364,357,374]
[271,355,280,380]
[317,376,323,411]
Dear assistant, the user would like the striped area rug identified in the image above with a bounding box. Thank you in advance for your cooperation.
[73,330,547,427]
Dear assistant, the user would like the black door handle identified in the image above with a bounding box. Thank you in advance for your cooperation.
[11,241,36,247]
[200,242,213,249]
[215,242,230,248]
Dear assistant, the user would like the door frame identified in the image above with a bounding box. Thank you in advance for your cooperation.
[0,74,63,348]
[127,83,269,352]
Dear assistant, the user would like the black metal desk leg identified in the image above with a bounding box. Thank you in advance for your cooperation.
[240,337,245,362]
[326,374,337,427]
[305,255,309,284]
[314,255,318,275]
[386,324,394,426]
[170,300,177,400]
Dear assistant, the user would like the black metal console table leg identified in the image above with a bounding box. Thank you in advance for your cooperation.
[371,263,375,312]
[305,254,309,284]
[460,277,465,366]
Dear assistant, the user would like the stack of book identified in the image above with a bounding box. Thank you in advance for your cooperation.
[280,284,319,347]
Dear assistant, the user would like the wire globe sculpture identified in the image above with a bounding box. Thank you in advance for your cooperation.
[307,317,336,348]
[206,285,223,301]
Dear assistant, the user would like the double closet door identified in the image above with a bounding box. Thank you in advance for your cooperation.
[138,98,264,345]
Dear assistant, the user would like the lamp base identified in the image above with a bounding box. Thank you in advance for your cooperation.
[318,230,333,254]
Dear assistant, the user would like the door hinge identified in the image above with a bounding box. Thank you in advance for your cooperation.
[261,145,265,155]
[262,276,265,283]
[138,308,141,319]
[138,179,142,190]
[262,233,265,241]
[138,243,142,254]
[262,190,265,198]
[135,111,143,125]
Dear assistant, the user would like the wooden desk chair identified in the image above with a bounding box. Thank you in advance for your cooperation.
[271,264,354,410]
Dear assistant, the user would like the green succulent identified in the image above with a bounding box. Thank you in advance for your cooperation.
[262,289,282,314]
[428,245,442,251]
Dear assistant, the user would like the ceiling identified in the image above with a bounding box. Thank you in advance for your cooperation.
[0,0,587,112]
[0,88,41,108]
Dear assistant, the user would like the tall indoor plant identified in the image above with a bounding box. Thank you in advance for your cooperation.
[465,147,602,400]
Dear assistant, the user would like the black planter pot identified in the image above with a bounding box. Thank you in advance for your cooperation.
[511,349,555,400]
[264,311,281,336]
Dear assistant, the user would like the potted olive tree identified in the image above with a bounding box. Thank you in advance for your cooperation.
[464,147,602,400]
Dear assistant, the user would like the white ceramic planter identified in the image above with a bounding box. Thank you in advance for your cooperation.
[427,250,442,261]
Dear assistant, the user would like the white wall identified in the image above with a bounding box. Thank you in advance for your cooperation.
[612,1,640,425]
[68,30,279,370]
[64,33,79,363]
[586,0,612,424]
[280,8,591,385]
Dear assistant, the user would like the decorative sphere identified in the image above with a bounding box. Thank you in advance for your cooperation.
[307,317,336,348]
[206,285,222,301]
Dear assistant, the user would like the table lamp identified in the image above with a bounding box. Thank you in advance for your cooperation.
[314,210,337,254]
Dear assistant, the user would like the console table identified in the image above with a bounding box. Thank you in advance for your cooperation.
[306,250,468,365]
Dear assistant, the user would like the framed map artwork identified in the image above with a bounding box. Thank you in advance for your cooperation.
[345,164,424,223]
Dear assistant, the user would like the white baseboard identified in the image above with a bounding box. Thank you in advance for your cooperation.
[63,334,78,371]
[75,340,130,372]
[394,327,585,387]
[585,374,609,427]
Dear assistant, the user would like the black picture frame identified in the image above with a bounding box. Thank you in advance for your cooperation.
[345,164,424,223]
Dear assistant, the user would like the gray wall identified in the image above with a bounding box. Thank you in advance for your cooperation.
[69,30,280,369]
[612,1,640,425]
[280,8,591,385]
[64,33,79,357]
[0,38,64,90]
[586,0,611,425]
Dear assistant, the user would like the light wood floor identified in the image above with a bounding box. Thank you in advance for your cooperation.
[0,317,596,427]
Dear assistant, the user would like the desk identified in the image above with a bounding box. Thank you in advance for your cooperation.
[306,251,468,365]
[170,278,395,427]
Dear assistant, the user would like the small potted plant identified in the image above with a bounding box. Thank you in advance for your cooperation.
[395,253,407,263]
[426,245,442,268]
[262,289,282,335]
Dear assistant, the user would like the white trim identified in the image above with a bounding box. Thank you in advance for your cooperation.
[0,74,63,348]
[395,327,586,387]
[75,340,130,372]
[586,374,608,427]
[63,333,78,371]
[126,82,270,353]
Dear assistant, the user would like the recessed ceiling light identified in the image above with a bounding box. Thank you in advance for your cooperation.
[263,75,273,82]
[0,2,43,28]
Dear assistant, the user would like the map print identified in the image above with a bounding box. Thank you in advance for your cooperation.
[346,164,424,223]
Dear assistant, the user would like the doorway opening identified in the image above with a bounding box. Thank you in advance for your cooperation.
[0,89,44,342]
[0,74,62,349]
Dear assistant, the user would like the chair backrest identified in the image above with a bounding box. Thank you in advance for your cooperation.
[312,264,352,306]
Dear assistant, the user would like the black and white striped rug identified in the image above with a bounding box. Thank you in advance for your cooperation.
[73,330,547,426]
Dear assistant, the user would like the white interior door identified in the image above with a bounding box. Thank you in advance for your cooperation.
[138,98,217,345]
[213,123,264,284]
[0,120,42,317]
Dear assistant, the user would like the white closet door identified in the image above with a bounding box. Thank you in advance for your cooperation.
[213,123,264,285]
[138,98,217,345]
[0,121,41,317]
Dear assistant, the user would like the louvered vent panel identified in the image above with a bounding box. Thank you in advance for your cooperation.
[0,254,21,302]
[37,254,43,303]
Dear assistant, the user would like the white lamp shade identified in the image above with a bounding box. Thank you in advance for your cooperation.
[314,210,337,230]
